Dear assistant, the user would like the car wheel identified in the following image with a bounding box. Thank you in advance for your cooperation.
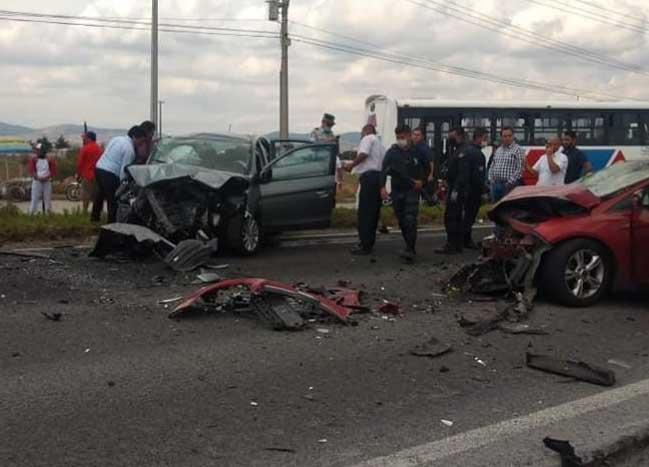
[227,211,261,256]
[541,239,612,307]
[65,183,81,202]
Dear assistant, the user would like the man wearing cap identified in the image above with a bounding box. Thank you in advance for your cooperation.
[311,113,343,189]
[76,131,103,213]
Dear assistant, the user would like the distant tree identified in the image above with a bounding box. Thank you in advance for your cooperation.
[54,134,70,149]
[36,136,53,154]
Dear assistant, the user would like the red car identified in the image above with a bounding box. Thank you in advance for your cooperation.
[484,160,649,307]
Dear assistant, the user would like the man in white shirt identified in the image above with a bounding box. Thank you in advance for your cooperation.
[344,124,386,255]
[527,136,569,187]
[92,125,147,223]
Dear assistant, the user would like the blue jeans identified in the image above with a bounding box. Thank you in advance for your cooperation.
[490,182,508,204]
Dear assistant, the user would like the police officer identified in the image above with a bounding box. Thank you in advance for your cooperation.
[380,125,430,263]
[412,127,436,205]
[463,128,488,249]
[437,127,468,254]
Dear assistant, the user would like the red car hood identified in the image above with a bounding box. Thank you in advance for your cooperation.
[488,184,600,229]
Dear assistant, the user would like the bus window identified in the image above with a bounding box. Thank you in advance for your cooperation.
[532,112,566,145]
[461,114,492,136]
[643,113,649,145]
[405,118,421,130]
[611,113,644,145]
[570,114,606,145]
[496,113,529,144]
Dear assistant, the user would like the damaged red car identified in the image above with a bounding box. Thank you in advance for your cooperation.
[485,160,649,307]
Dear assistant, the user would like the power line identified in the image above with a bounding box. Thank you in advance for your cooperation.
[290,34,638,101]
[569,0,647,25]
[521,0,646,34]
[404,0,649,75]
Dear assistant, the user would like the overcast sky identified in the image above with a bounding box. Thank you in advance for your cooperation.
[0,0,647,134]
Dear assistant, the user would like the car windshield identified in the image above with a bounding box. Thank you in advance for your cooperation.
[151,136,251,175]
[579,160,649,198]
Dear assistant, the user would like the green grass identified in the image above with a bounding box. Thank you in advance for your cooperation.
[0,202,493,245]
[0,203,99,244]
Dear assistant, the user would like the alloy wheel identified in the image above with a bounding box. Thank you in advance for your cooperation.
[564,249,605,300]
[242,214,260,253]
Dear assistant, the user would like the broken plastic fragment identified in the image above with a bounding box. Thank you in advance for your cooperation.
[441,419,454,427]
[250,401,259,407]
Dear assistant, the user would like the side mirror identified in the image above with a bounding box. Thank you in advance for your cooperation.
[258,168,272,183]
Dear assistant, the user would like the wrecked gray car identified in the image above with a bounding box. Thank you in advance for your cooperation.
[116,134,339,255]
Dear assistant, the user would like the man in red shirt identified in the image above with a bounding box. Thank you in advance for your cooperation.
[76,131,103,213]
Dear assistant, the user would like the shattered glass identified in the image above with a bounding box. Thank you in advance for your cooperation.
[579,160,649,198]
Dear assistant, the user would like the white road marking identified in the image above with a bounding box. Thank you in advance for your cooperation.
[351,378,649,467]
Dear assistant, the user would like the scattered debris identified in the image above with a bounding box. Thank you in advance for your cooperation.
[410,337,452,358]
[377,301,401,315]
[164,239,214,273]
[158,296,184,305]
[0,250,50,259]
[169,278,354,331]
[90,223,175,259]
[264,447,296,454]
[317,439,328,444]
[441,419,454,427]
[439,366,450,373]
[107,381,116,387]
[474,357,487,367]
[316,328,330,334]
[498,322,548,335]
[543,437,584,467]
[194,272,223,284]
[526,353,616,387]
[41,312,62,322]
[84,348,91,353]
[250,401,259,407]
[607,359,632,370]
[205,264,229,270]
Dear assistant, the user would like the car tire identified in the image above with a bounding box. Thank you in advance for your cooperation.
[65,183,81,202]
[226,211,261,256]
[540,238,612,307]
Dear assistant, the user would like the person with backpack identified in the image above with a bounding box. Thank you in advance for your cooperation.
[28,143,57,215]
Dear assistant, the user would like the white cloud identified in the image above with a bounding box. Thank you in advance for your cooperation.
[0,0,647,135]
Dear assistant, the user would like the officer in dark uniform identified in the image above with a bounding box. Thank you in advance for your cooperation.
[463,128,488,249]
[436,127,468,254]
[380,124,430,263]
[412,127,436,205]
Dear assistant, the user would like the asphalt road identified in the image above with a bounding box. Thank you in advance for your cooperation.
[2,234,649,466]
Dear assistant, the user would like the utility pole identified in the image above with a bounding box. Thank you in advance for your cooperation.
[158,100,165,138]
[269,0,290,139]
[151,0,159,131]
[279,1,290,139]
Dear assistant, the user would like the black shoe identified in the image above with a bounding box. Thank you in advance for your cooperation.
[378,225,390,234]
[464,240,480,250]
[435,244,460,255]
[400,249,415,263]
[350,246,372,255]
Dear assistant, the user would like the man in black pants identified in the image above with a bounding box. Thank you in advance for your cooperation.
[380,125,430,263]
[463,128,488,249]
[437,127,469,254]
[346,124,386,255]
[92,126,147,223]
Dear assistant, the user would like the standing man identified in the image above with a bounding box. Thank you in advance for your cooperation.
[527,136,568,186]
[76,131,103,213]
[92,126,147,223]
[437,127,469,254]
[488,127,525,203]
[28,143,57,215]
[562,130,592,183]
[412,127,436,205]
[463,128,488,250]
[345,124,386,255]
[311,113,343,189]
[138,120,157,164]
[380,125,429,263]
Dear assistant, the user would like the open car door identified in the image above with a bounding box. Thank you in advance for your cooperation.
[258,143,337,230]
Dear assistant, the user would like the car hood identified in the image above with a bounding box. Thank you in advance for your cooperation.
[126,163,249,193]
[489,184,600,228]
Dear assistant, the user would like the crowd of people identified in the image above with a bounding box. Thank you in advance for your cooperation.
[340,121,593,263]
[27,120,156,220]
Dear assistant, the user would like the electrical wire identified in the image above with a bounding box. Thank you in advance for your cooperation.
[404,0,648,75]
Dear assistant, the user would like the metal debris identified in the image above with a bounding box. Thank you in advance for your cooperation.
[498,322,548,335]
[410,337,452,358]
[377,301,401,315]
[164,239,213,273]
[526,353,616,386]
[158,296,184,305]
[543,437,584,467]
[41,312,62,322]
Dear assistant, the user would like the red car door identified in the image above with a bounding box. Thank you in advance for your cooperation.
[632,187,649,284]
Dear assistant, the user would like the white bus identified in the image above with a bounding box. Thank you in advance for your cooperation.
[365,95,649,184]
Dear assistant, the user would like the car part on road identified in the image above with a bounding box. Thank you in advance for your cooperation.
[526,353,616,387]
[409,337,452,358]
[90,223,175,259]
[169,278,354,330]
[41,312,62,321]
[378,301,401,315]
[498,322,548,335]
[163,239,214,273]
[542,437,584,467]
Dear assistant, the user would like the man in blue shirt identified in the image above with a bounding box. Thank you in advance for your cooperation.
[562,130,592,183]
[92,125,147,223]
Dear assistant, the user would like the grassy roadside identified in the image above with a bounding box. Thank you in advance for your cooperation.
[0,202,492,245]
